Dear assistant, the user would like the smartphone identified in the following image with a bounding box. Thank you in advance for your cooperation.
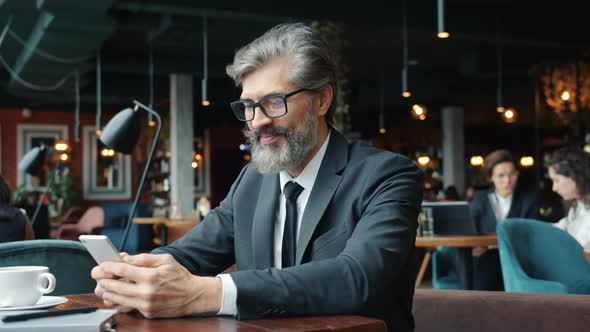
[79,235,123,264]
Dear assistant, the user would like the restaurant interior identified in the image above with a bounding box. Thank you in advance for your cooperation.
[0,0,589,331]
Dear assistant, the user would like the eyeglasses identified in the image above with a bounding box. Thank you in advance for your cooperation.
[230,88,309,121]
[493,171,519,179]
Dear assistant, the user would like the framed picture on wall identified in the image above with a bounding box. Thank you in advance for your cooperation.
[17,124,68,190]
[83,126,132,199]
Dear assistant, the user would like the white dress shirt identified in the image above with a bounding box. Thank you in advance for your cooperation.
[488,191,512,222]
[554,201,590,251]
[217,131,331,316]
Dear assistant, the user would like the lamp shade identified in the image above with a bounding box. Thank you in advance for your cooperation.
[18,146,47,175]
[99,107,140,154]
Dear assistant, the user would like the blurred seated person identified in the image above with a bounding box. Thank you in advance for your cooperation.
[0,175,34,242]
[546,147,590,251]
[15,191,50,239]
[443,185,460,201]
[464,184,476,202]
[423,184,438,202]
[470,149,540,290]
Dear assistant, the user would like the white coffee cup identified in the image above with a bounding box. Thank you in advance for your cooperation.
[0,266,56,307]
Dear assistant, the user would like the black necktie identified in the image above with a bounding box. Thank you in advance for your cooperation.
[282,181,304,268]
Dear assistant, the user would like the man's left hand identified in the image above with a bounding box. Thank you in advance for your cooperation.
[98,253,222,318]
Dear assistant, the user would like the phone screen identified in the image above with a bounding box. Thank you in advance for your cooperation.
[79,235,122,264]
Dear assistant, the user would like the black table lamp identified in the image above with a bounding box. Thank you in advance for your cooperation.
[18,145,57,225]
[99,100,161,252]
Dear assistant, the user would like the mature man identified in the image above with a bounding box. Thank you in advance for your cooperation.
[93,22,422,332]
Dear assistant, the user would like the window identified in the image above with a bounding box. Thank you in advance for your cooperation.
[193,133,210,196]
[17,124,68,190]
[83,126,131,199]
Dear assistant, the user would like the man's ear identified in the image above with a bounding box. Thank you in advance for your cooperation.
[316,84,333,117]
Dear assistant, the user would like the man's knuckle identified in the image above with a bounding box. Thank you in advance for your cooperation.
[140,301,156,313]
[140,286,156,300]
[142,311,156,319]
[146,270,158,283]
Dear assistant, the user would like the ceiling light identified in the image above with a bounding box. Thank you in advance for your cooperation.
[411,104,428,120]
[417,156,431,166]
[201,15,210,107]
[401,0,411,98]
[470,155,484,167]
[502,108,517,123]
[496,42,504,114]
[437,0,450,39]
[560,90,570,101]
[519,156,534,168]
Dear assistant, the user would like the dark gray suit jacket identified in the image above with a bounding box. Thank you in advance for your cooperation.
[154,130,423,332]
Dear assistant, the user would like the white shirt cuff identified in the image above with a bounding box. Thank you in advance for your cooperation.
[217,274,238,316]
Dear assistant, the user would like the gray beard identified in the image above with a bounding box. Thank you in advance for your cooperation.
[244,109,318,174]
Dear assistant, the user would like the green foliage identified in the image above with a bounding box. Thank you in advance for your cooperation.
[49,170,81,213]
[11,184,30,205]
[311,20,351,135]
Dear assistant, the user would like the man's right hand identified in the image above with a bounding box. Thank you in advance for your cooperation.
[472,246,488,256]
[92,252,134,313]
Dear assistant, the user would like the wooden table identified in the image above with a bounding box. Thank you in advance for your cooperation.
[415,235,498,290]
[56,294,387,332]
[133,217,200,246]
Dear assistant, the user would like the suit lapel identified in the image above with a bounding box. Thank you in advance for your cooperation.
[484,188,498,224]
[252,174,280,269]
[296,130,348,265]
[507,191,521,218]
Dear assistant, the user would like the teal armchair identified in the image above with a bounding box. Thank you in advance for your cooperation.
[432,247,461,289]
[0,240,96,295]
[497,218,590,294]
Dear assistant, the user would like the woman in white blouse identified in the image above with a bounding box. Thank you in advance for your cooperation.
[546,147,590,251]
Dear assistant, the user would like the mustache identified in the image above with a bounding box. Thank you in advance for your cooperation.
[244,126,290,142]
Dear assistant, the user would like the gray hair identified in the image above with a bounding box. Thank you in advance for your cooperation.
[226,22,337,122]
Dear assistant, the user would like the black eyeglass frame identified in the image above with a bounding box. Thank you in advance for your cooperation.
[230,88,310,121]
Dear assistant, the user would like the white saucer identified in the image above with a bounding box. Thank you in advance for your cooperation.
[0,296,68,311]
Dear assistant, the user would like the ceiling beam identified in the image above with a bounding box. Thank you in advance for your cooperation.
[113,1,303,23]
[146,15,171,43]
[8,10,53,86]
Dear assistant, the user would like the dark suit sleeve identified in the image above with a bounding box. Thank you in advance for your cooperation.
[523,192,542,220]
[470,191,485,234]
[151,166,249,276]
[229,155,422,319]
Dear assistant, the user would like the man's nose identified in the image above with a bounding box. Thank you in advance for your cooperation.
[249,106,272,129]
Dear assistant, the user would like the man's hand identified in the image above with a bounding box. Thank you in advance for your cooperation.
[92,253,222,318]
[92,252,134,312]
[472,246,488,256]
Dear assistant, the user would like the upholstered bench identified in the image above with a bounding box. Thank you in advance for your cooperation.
[413,289,590,332]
